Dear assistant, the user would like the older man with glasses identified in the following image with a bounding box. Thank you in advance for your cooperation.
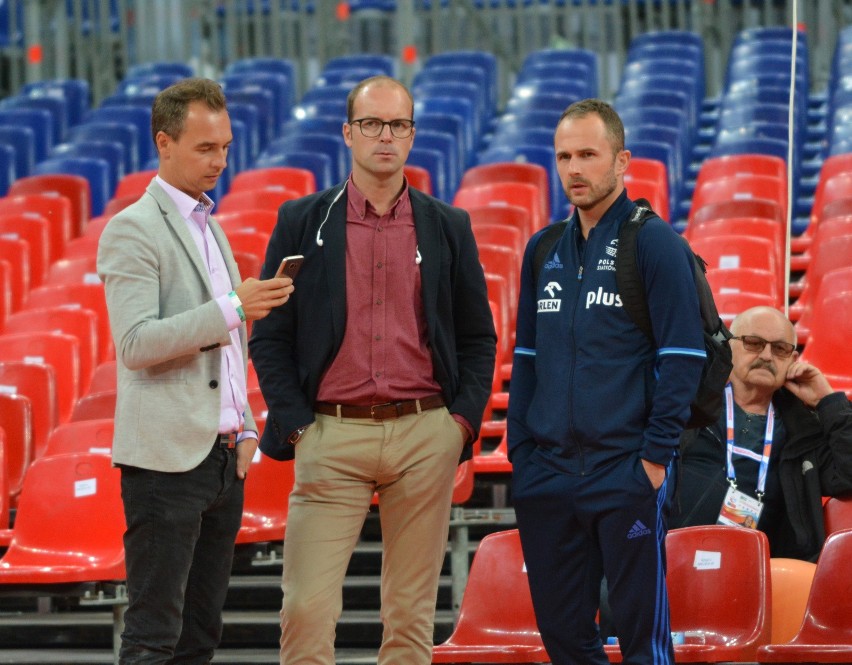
[669,305,852,561]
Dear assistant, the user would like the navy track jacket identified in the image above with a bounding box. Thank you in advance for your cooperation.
[507,191,706,473]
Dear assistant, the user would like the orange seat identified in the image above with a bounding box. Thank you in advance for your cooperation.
[769,558,817,645]
[454,182,546,238]
[215,209,278,236]
[24,283,113,363]
[70,390,116,422]
[0,213,51,288]
[236,451,296,545]
[114,169,156,199]
[42,419,114,458]
[217,187,301,213]
[0,193,75,262]
[432,529,549,663]
[0,393,34,505]
[4,306,99,396]
[0,331,80,425]
[824,496,852,538]
[0,452,125,584]
[608,526,771,663]
[230,166,316,197]
[8,173,91,238]
[460,162,551,224]
[0,361,58,461]
[757,529,852,662]
[404,164,432,195]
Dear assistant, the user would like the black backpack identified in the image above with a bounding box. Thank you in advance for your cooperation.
[532,199,733,429]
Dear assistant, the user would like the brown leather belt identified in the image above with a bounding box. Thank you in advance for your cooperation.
[215,432,238,449]
[314,395,445,421]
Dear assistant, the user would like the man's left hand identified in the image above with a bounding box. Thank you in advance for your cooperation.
[785,361,834,408]
[641,458,666,490]
[236,437,259,479]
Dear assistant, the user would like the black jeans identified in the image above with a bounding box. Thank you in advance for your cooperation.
[118,442,244,665]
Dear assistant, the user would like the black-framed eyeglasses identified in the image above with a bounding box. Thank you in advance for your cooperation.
[349,117,415,138]
[731,335,796,359]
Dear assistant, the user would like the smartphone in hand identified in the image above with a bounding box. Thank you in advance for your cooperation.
[275,255,304,280]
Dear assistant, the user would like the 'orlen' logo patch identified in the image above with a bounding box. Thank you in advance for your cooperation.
[538,281,562,312]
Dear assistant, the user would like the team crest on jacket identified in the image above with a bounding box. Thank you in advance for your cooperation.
[598,239,618,271]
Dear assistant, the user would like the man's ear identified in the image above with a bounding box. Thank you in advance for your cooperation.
[615,148,631,176]
[155,131,171,158]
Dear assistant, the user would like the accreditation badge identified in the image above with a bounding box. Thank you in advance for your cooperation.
[716,486,763,529]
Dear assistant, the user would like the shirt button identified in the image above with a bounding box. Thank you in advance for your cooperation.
[377,227,383,232]
[375,371,382,378]
[209,380,218,389]
[376,299,383,305]
[377,262,383,269]
[375,334,382,340]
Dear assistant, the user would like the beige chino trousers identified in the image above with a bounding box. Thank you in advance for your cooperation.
[279,406,464,665]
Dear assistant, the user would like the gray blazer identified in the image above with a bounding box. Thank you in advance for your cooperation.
[97,179,255,472]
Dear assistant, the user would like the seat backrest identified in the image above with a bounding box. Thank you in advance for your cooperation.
[460,162,550,224]
[8,173,91,237]
[706,267,779,301]
[824,496,852,538]
[0,451,125,582]
[800,291,852,381]
[690,197,785,228]
[666,525,771,658]
[217,187,302,213]
[690,174,787,226]
[713,291,780,326]
[114,169,157,199]
[0,193,74,261]
[43,418,114,457]
[0,393,33,500]
[230,167,316,197]
[471,222,525,258]
[0,213,50,288]
[770,558,817,644]
[70,390,117,422]
[88,360,117,394]
[686,217,784,273]
[215,209,278,237]
[0,361,58,460]
[450,529,542,640]
[0,426,7,529]
[0,332,80,425]
[33,156,109,218]
[403,164,432,195]
[454,182,544,236]
[624,175,670,222]
[787,528,852,645]
[0,235,31,310]
[477,243,521,314]
[236,451,295,545]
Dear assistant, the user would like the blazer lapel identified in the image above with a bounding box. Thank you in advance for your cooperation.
[321,187,349,342]
[412,191,440,336]
[147,182,215,298]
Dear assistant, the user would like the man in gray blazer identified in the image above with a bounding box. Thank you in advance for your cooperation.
[97,78,293,664]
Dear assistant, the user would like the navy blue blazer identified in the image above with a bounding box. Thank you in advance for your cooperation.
[249,182,497,461]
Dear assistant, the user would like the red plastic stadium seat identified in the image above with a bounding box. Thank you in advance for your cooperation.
[8,173,91,238]
[687,217,784,279]
[0,193,75,262]
[70,390,116,422]
[455,182,546,238]
[0,427,8,543]
[102,194,142,217]
[792,266,852,344]
[215,209,278,236]
[693,154,786,192]
[0,213,51,288]
[688,235,780,301]
[800,153,852,253]
[217,187,301,213]
[0,236,31,311]
[473,432,512,474]
[608,526,771,663]
[404,164,432,194]
[42,419,114,458]
[230,166,316,197]
[46,256,100,284]
[478,244,521,324]
[471,222,526,257]
[4,306,99,397]
[0,361,58,460]
[799,292,852,393]
[468,203,534,244]
[236,452,295,545]
[114,169,156,199]
[706,267,779,302]
[624,175,669,222]
[712,291,780,326]
[460,162,551,224]
[757,529,852,662]
[0,393,33,504]
[432,529,549,663]
[790,232,852,320]
[24,283,112,364]
[0,452,125,584]
[0,331,80,425]
[88,360,117,394]
[824,496,852,538]
[689,174,787,227]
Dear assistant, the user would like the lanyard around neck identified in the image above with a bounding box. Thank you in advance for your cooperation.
[725,383,774,500]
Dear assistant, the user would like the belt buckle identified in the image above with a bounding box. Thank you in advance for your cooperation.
[220,432,237,448]
[370,402,400,420]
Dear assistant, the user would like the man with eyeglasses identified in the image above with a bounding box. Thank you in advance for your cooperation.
[249,75,496,664]
[669,306,852,561]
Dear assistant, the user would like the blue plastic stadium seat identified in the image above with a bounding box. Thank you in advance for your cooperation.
[125,61,194,79]
[519,48,599,99]
[50,140,125,195]
[253,150,334,191]
[263,134,348,183]
[221,72,293,131]
[323,54,396,77]
[0,125,35,178]
[424,50,499,113]
[67,121,139,174]
[21,79,91,128]
[85,105,154,168]
[0,143,14,196]
[117,74,183,94]
[0,107,54,162]
[409,129,460,195]
[227,102,261,163]
[408,146,448,203]
[225,57,297,109]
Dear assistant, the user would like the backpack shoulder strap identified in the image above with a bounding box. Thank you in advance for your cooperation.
[615,199,656,343]
[532,220,568,287]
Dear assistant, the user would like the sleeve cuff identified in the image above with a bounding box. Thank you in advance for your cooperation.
[452,413,475,444]
[216,293,243,331]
